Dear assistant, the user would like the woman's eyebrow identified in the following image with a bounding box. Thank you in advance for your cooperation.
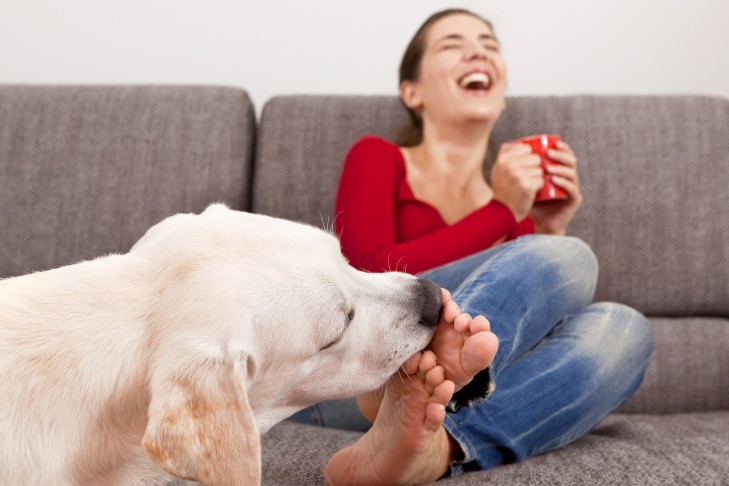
[435,34,464,44]
[435,33,499,45]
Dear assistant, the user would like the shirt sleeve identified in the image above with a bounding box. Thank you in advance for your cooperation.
[335,136,525,274]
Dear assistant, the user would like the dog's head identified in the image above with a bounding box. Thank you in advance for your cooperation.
[134,204,441,484]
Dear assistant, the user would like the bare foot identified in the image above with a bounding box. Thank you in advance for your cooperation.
[430,289,499,392]
[325,352,456,485]
[356,289,498,422]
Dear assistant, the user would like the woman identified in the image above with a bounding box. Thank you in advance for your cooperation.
[317,9,653,485]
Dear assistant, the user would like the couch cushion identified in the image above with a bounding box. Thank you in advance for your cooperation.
[253,95,409,229]
[619,317,729,413]
[0,85,255,278]
[262,412,729,485]
[253,95,729,316]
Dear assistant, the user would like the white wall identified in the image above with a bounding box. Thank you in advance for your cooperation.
[1,0,728,115]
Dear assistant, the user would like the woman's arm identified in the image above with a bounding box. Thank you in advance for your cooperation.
[335,137,524,274]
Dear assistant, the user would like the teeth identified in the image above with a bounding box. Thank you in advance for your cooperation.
[459,72,491,89]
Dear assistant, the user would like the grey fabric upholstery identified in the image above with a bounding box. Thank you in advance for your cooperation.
[253,95,409,227]
[262,413,729,486]
[0,85,255,278]
[619,317,729,413]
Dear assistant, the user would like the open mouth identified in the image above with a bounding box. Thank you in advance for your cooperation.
[458,71,492,92]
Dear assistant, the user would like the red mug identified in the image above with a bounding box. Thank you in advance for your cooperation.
[513,134,569,203]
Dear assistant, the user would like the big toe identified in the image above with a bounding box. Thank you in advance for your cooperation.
[462,331,498,376]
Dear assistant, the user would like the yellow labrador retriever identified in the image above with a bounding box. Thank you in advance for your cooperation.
[0,204,442,485]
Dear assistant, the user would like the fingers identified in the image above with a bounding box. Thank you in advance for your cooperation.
[498,143,541,167]
[496,144,545,190]
[498,141,528,155]
[547,141,577,168]
[556,140,575,155]
[546,141,579,186]
[547,150,576,169]
[503,140,576,168]
[551,174,582,201]
[545,163,578,184]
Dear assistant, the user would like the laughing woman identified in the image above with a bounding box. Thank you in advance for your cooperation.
[321,8,654,485]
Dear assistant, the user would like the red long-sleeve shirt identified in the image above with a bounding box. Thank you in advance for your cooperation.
[334,136,534,274]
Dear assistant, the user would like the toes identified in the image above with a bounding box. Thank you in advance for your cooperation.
[441,288,452,305]
[432,379,455,406]
[418,350,438,374]
[462,331,499,375]
[470,315,491,333]
[453,313,472,333]
[424,365,445,393]
[442,299,460,323]
[402,352,422,375]
[424,402,447,432]
[424,381,455,432]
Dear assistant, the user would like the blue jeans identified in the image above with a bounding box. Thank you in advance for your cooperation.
[290,235,654,474]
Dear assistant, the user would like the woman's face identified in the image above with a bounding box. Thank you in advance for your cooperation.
[402,13,507,129]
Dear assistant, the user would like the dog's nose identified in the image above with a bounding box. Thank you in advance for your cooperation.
[417,278,443,327]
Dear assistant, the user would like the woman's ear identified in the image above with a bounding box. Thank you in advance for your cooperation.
[400,80,423,111]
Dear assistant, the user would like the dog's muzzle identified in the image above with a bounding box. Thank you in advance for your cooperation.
[417,278,443,327]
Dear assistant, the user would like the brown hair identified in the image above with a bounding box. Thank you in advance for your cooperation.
[397,9,496,147]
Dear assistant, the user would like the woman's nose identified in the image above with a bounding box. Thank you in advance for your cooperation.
[463,42,489,61]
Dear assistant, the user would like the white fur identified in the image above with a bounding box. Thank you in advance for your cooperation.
[0,204,436,485]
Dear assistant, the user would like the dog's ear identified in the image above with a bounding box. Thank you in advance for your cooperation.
[142,355,260,485]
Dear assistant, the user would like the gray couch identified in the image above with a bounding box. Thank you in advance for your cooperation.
[1,86,728,485]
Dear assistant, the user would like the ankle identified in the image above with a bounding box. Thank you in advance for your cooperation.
[432,427,458,478]
[446,429,464,462]
[356,389,383,423]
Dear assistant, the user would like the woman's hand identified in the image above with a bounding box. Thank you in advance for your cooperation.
[491,143,544,222]
[529,140,583,235]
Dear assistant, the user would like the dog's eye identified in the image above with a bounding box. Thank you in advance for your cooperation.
[321,308,354,351]
[320,338,339,351]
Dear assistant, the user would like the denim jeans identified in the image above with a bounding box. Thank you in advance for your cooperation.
[290,235,654,474]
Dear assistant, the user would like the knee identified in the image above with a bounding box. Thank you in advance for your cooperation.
[518,235,599,302]
[596,302,653,350]
[582,302,654,372]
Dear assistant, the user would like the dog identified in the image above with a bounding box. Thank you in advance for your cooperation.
[0,204,442,485]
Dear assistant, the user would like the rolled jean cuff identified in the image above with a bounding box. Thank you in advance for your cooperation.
[442,414,479,476]
[446,366,495,413]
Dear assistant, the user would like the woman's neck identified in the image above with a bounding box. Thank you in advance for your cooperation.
[409,120,493,191]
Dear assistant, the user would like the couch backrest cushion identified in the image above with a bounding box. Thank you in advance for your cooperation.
[253,95,729,316]
[0,85,255,278]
